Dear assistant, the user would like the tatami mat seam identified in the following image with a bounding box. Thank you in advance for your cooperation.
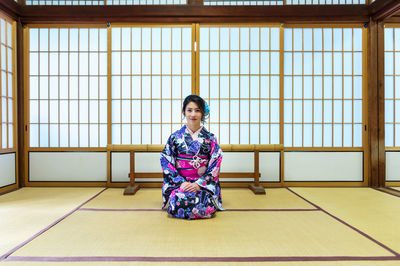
[79,208,165,212]
[286,188,400,257]
[0,188,109,261]
[4,255,400,262]
[78,208,320,212]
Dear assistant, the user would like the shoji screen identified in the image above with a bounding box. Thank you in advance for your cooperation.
[204,0,365,5]
[283,27,364,147]
[26,0,186,5]
[0,13,16,190]
[199,25,280,145]
[283,25,365,182]
[111,25,192,145]
[29,27,108,148]
[385,26,400,182]
[0,18,14,150]
[384,27,400,148]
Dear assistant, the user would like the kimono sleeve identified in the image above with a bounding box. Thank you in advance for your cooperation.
[195,136,223,195]
[160,135,185,206]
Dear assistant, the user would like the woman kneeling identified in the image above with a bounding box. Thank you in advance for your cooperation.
[160,95,223,219]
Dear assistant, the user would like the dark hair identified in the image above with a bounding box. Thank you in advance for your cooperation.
[182,94,209,123]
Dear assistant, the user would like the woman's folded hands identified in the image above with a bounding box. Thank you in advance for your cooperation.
[180,181,201,193]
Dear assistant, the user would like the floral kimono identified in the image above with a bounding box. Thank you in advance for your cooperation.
[160,125,223,219]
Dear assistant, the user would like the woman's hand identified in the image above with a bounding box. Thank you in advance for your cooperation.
[180,182,200,193]
[180,182,190,191]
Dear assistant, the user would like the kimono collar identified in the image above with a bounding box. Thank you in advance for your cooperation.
[186,126,203,141]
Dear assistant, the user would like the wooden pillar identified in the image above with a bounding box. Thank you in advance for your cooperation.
[368,18,385,187]
[368,19,378,187]
[377,21,386,187]
[16,19,25,187]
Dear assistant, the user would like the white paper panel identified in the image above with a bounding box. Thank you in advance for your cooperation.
[219,152,254,182]
[259,152,280,182]
[0,153,16,187]
[29,152,107,181]
[284,151,363,181]
[386,152,400,181]
[135,152,163,182]
[136,152,163,173]
[111,152,130,182]
[111,152,162,182]
[221,152,254,172]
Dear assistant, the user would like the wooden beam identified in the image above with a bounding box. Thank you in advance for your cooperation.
[187,0,203,5]
[0,0,21,20]
[385,15,400,23]
[19,5,370,24]
[370,0,400,21]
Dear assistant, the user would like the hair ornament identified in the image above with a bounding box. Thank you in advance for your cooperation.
[204,102,210,116]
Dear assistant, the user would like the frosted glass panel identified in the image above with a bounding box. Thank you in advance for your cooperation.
[284,27,363,147]
[29,27,107,148]
[111,26,191,144]
[199,26,280,144]
[385,27,400,147]
[0,18,14,150]
[202,0,363,5]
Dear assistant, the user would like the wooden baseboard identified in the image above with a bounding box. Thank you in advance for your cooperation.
[0,184,19,196]
[385,182,400,187]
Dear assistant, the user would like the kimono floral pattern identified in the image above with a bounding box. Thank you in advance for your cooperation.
[160,125,223,219]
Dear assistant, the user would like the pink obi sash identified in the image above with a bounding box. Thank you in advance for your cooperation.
[176,154,208,181]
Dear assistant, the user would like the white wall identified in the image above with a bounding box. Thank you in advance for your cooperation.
[111,152,162,182]
[284,152,363,182]
[386,152,400,181]
[28,151,364,183]
[29,152,107,182]
[0,153,16,187]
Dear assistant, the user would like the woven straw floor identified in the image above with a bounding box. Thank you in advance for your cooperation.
[1,187,400,265]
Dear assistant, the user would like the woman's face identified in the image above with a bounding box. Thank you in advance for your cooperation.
[184,101,202,129]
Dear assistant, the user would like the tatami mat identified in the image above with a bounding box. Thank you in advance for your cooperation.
[11,211,393,257]
[3,187,400,265]
[0,187,104,257]
[290,188,400,254]
[83,188,315,210]
[390,187,400,192]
